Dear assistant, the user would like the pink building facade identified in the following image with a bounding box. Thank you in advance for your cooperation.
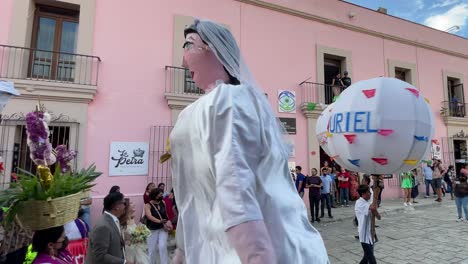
[1,0,467,223]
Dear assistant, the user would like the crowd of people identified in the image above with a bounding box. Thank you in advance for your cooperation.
[4,159,467,264]
[294,158,468,263]
[9,183,177,264]
[420,160,468,222]
[294,161,360,222]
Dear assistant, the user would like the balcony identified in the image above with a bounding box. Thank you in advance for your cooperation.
[0,44,101,102]
[299,81,338,105]
[299,81,338,117]
[164,66,204,109]
[441,100,468,126]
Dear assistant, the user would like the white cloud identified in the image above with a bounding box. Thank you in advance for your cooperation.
[430,0,460,9]
[424,3,468,31]
[415,0,425,9]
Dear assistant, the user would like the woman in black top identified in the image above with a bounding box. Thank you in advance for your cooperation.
[144,188,170,264]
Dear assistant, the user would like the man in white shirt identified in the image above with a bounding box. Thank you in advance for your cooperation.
[86,192,127,264]
[355,184,381,264]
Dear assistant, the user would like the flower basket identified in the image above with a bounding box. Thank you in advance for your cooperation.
[16,191,86,231]
[0,107,101,231]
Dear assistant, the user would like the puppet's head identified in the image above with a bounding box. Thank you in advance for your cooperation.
[182,20,240,91]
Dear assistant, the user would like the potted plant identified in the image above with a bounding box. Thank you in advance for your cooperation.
[0,106,101,230]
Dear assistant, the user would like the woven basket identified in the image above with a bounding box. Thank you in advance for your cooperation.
[16,191,87,231]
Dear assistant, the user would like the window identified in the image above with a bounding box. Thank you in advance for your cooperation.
[447,78,464,117]
[29,5,79,81]
[324,56,345,104]
[14,125,71,176]
[387,60,417,86]
[394,68,407,82]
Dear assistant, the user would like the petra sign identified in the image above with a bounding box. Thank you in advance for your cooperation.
[109,142,149,176]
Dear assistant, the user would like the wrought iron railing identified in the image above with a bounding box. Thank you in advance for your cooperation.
[165,66,204,95]
[441,100,467,118]
[300,81,343,106]
[149,125,173,189]
[0,44,101,86]
[0,113,80,189]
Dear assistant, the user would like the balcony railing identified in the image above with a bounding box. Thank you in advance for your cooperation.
[441,100,467,118]
[300,81,341,106]
[165,66,204,95]
[0,44,101,86]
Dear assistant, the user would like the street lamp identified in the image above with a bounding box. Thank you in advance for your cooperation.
[0,80,20,122]
[445,25,460,33]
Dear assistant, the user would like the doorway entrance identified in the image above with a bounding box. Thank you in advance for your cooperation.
[324,57,343,104]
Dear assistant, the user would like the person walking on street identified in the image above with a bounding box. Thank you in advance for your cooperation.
[306,168,322,223]
[329,167,338,208]
[355,184,381,264]
[445,165,456,200]
[454,174,468,222]
[423,164,435,198]
[87,192,127,264]
[295,166,306,198]
[432,159,446,202]
[320,168,334,219]
[411,170,420,204]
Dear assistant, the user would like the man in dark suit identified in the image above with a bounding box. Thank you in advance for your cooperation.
[86,192,126,264]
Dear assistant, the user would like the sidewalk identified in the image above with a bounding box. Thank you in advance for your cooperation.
[309,195,448,225]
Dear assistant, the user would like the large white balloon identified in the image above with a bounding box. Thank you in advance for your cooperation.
[318,77,434,174]
[316,103,334,156]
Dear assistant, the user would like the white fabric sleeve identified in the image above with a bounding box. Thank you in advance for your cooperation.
[226,220,277,264]
[208,85,264,231]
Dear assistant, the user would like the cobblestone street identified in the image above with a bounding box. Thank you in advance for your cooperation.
[313,199,468,264]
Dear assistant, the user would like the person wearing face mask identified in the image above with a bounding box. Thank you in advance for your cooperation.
[30,225,74,264]
[454,174,468,222]
[144,188,171,264]
[170,19,328,264]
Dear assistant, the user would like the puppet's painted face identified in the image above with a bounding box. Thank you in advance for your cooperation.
[182,33,229,90]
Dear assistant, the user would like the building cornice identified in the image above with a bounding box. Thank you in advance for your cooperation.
[5,79,96,104]
[445,117,468,127]
[235,0,468,59]
[165,93,200,110]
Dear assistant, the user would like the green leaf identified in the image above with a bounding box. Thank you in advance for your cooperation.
[0,163,102,225]
[307,103,316,111]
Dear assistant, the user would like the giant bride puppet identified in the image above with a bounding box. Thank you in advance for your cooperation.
[168,19,329,263]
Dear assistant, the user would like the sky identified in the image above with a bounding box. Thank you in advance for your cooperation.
[343,0,468,38]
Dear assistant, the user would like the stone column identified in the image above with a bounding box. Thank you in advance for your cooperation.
[301,104,324,173]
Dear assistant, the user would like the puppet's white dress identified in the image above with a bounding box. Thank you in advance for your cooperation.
[170,83,329,264]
